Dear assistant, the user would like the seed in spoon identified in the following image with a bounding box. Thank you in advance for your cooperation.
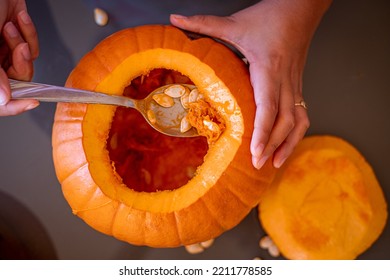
[180,90,190,109]
[147,109,157,124]
[180,115,192,133]
[188,88,199,103]
[152,93,174,108]
[164,84,187,98]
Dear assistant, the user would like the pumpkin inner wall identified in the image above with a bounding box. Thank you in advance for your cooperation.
[107,69,209,192]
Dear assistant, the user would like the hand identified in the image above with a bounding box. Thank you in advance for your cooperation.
[0,0,39,116]
[171,0,331,169]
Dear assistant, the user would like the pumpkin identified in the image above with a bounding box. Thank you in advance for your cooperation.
[52,25,276,247]
[259,135,388,259]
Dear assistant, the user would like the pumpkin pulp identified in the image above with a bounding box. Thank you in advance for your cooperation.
[107,69,209,192]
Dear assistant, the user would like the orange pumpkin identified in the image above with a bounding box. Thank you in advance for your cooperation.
[52,25,276,247]
[259,135,388,259]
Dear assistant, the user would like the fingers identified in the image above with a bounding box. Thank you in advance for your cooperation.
[273,107,309,168]
[2,11,39,61]
[0,68,39,116]
[7,42,33,81]
[170,14,233,42]
[250,61,309,170]
[3,21,24,51]
[0,99,39,116]
[0,15,39,116]
[249,63,279,169]
[0,68,11,105]
[16,10,39,60]
[256,86,296,169]
[1,44,38,115]
[3,20,34,81]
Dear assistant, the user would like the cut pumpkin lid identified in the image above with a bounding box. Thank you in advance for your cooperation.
[258,135,388,260]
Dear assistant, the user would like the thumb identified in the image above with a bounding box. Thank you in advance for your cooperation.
[0,67,11,105]
[170,14,233,41]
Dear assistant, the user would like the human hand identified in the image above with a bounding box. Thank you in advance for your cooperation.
[171,0,331,169]
[0,0,39,116]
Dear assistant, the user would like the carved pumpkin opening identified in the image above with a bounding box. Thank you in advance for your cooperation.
[107,68,209,192]
[52,25,276,247]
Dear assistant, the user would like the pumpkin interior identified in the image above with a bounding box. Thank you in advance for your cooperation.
[107,69,209,192]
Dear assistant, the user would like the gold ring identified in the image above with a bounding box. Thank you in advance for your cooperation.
[295,100,307,109]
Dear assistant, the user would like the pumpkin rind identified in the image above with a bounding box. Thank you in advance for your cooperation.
[52,25,276,247]
[258,135,388,259]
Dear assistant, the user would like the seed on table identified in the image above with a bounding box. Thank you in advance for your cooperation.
[94,8,108,26]
[268,245,280,258]
[259,235,273,249]
[185,243,204,254]
[200,239,214,249]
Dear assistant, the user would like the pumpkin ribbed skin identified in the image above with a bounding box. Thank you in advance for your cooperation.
[52,25,276,247]
[259,135,387,259]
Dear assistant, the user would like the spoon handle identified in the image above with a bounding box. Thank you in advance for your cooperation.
[9,79,136,108]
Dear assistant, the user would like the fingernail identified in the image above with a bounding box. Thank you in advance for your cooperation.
[0,97,7,106]
[21,43,31,60]
[255,143,265,158]
[19,10,32,24]
[253,155,268,170]
[273,157,287,169]
[4,22,19,38]
[171,14,188,20]
[25,101,39,111]
[0,87,8,105]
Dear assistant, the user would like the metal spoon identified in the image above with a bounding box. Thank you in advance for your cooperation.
[10,79,198,137]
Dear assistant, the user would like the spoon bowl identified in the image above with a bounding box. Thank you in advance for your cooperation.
[10,79,199,137]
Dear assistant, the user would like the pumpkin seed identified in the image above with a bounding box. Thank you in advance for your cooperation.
[94,8,108,26]
[180,90,190,109]
[141,168,152,185]
[185,243,204,254]
[164,84,187,98]
[180,115,192,133]
[259,235,280,258]
[188,88,199,103]
[152,93,174,107]
[203,119,220,133]
[147,109,157,124]
[186,166,196,178]
[109,132,118,150]
[268,245,280,258]
[196,92,204,101]
[259,236,272,249]
[200,239,214,249]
